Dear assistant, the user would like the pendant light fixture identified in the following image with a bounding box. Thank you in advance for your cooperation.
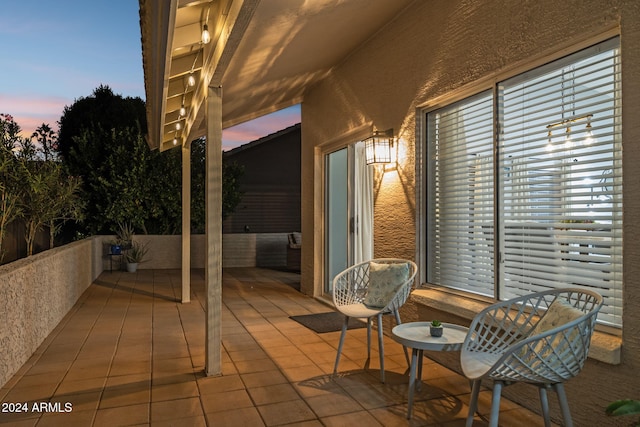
[545,114,595,150]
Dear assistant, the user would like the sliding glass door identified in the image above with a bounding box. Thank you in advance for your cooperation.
[325,142,373,294]
[326,148,349,294]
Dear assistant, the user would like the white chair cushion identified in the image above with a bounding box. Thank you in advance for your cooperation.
[461,351,502,380]
[339,303,383,318]
[363,262,409,308]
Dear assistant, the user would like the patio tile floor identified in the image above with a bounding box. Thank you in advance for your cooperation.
[0,268,555,426]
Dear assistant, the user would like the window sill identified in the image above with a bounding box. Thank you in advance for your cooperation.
[411,287,621,365]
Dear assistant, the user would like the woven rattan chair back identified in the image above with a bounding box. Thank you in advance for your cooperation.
[332,259,417,383]
[461,288,603,427]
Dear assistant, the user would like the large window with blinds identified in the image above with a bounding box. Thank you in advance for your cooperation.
[426,37,622,327]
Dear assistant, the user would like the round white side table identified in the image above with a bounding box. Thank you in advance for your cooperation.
[392,321,469,419]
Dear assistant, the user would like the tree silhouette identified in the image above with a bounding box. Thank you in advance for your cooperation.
[56,85,180,235]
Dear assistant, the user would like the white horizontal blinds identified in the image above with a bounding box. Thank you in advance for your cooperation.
[427,91,495,296]
[498,38,622,326]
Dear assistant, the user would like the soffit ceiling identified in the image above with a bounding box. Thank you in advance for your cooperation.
[140,0,415,151]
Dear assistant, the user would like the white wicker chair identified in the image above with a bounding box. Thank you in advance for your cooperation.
[461,288,603,427]
[332,258,418,383]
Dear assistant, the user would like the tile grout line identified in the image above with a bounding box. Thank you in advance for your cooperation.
[90,271,139,426]
[61,277,122,424]
[226,274,339,426]
[38,272,121,426]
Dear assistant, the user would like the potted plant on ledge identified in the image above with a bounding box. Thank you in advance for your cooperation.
[124,241,148,273]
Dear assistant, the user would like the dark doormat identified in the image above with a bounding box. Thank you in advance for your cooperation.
[290,312,367,334]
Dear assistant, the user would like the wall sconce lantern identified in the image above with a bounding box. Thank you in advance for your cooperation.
[364,129,394,165]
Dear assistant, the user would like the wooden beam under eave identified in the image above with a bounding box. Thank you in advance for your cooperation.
[140,0,176,151]
[179,0,260,148]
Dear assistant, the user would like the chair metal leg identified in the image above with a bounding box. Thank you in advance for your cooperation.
[466,379,481,427]
[377,313,385,383]
[489,381,503,427]
[366,317,372,360]
[333,315,350,375]
[554,383,574,427]
[393,310,410,367]
[539,386,551,427]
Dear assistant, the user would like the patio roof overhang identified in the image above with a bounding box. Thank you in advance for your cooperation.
[139,0,416,377]
[139,0,415,152]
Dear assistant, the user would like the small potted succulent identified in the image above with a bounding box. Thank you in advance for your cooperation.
[430,320,443,337]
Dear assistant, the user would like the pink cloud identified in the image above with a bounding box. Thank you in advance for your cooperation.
[222,105,300,151]
[2,94,300,150]
[0,94,69,137]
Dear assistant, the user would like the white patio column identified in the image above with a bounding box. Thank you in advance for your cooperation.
[205,84,223,376]
[181,142,191,303]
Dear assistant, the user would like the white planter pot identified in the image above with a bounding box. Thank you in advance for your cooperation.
[126,262,138,273]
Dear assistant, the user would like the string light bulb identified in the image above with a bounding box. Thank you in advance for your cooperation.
[175,122,181,131]
[180,104,186,117]
[202,7,211,45]
[187,72,196,87]
[202,24,211,44]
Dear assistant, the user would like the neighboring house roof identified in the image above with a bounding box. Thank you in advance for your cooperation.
[222,123,301,234]
[223,123,301,158]
[139,0,415,151]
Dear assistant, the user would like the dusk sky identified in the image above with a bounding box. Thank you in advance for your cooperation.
[0,0,300,151]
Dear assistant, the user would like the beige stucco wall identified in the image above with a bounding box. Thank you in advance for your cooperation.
[0,232,295,388]
[301,0,640,425]
[104,233,291,270]
[0,238,99,388]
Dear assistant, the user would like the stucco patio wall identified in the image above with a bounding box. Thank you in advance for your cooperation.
[0,232,292,388]
[0,237,101,388]
[101,233,290,271]
[300,1,640,425]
